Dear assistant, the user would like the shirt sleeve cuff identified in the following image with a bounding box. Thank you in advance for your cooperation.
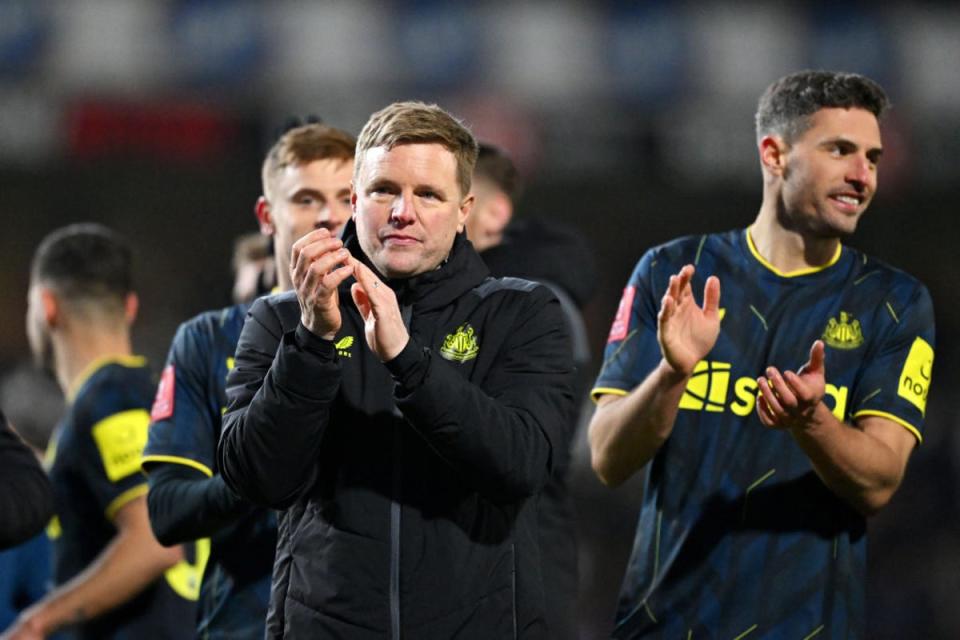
[294,322,337,360]
[384,339,428,389]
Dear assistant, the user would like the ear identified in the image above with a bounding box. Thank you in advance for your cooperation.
[254,197,274,235]
[457,193,475,233]
[492,192,514,228]
[759,135,788,177]
[124,292,139,325]
[38,287,60,328]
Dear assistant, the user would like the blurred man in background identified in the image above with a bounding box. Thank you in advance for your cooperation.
[141,122,356,639]
[5,224,194,640]
[469,143,597,639]
[589,70,934,638]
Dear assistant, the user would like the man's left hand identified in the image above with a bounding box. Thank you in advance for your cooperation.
[350,260,410,362]
[756,340,827,431]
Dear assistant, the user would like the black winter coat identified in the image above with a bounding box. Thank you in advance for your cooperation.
[218,232,575,639]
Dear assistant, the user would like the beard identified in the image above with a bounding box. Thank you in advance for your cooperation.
[775,193,859,240]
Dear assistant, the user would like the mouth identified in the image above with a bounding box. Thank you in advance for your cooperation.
[382,234,420,246]
[828,192,865,214]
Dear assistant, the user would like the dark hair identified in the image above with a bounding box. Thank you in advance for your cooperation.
[755,70,890,143]
[31,223,133,306]
[475,143,522,202]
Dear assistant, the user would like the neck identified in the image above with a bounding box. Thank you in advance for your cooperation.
[52,323,133,399]
[751,201,841,274]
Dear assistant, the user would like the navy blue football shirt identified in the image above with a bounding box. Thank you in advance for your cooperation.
[47,357,196,639]
[142,304,275,639]
[593,228,935,639]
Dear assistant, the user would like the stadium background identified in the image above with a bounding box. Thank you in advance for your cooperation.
[0,1,957,637]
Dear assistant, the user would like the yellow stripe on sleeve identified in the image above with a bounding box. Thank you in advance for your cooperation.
[141,455,214,478]
[590,387,630,403]
[105,484,149,521]
[853,409,923,444]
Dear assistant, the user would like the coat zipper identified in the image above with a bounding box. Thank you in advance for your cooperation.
[390,302,414,640]
[390,426,402,640]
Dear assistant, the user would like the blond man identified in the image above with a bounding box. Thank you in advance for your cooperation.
[219,102,575,639]
[141,123,356,639]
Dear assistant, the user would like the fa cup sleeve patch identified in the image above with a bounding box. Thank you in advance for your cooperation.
[607,285,636,343]
[151,365,175,422]
[898,337,934,415]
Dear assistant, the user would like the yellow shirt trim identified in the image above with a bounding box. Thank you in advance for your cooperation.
[590,387,629,403]
[68,355,147,403]
[141,455,214,478]
[853,409,923,444]
[105,483,149,521]
[47,515,62,540]
[745,227,842,278]
[165,538,211,601]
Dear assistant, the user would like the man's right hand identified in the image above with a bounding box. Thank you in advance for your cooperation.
[657,264,721,377]
[290,229,355,340]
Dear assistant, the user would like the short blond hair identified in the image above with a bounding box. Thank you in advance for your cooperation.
[261,123,356,201]
[355,101,478,197]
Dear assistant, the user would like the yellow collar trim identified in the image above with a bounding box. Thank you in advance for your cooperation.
[68,355,147,403]
[745,227,842,278]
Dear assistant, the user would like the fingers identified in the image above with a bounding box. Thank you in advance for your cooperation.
[297,251,352,299]
[806,340,826,375]
[291,233,351,293]
[783,370,820,405]
[293,240,347,276]
[764,367,798,409]
[290,228,336,269]
[351,260,392,308]
[756,394,777,427]
[664,266,721,316]
[322,262,355,291]
[658,291,675,323]
[703,275,721,316]
[665,265,693,302]
[350,282,371,320]
[756,374,786,417]
[675,265,694,299]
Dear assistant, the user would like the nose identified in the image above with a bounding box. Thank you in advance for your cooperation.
[318,200,351,234]
[846,155,875,191]
[389,193,416,226]
[313,205,333,229]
